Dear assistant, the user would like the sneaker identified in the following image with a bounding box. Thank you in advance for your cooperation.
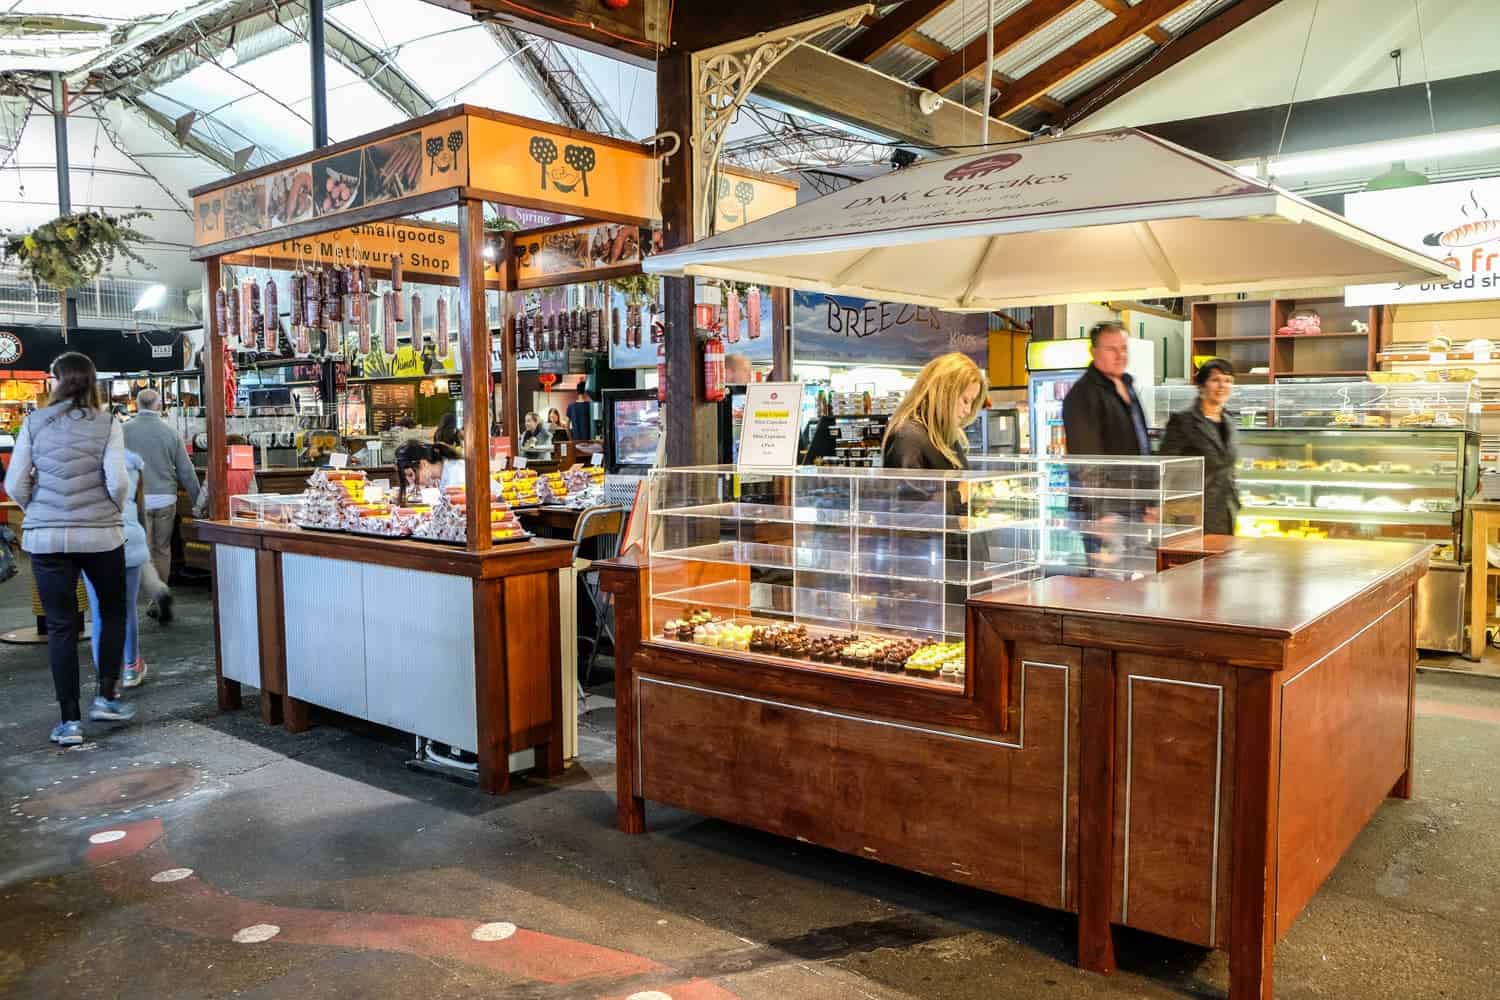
[122,657,148,689]
[49,721,85,746]
[89,697,137,723]
[155,593,174,625]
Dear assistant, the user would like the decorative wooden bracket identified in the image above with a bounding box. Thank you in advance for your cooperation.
[690,5,872,237]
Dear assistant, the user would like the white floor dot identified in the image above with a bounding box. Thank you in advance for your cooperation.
[150,868,194,883]
[627,992,674,1000]
[232,924,281,944]
[471,922,518,942]
[87,830,126,845]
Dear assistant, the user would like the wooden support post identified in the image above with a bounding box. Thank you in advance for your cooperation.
[656,51,718,467]
[1076,647,1117,974]
[602,562,647,833]
[1229,670,1281,1000]
[204,257,229,520]
[474,576,512,794]
[500,231,521,448]
[458,198,493,552]
[771,287,792,381]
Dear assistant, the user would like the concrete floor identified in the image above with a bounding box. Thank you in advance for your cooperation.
[3,580,1500,999]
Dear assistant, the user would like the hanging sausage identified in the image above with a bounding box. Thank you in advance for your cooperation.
[263,278,279,352]
[746,285,762,339]
[305,269,322,329]
[214,287,228,340]
[725,287,741,345]
[410,292,423,354]
[383,291,397,355]
[436,297,449,359]
[224,280,240,345]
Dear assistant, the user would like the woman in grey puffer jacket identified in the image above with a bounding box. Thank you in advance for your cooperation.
[4,352,134,746]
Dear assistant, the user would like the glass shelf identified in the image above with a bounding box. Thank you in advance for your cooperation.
[1238,504,1454,526]
[651,540,1037,587]
[650,500,1036,534]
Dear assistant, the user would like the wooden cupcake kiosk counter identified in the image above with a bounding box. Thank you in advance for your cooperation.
[600,535,1429,999]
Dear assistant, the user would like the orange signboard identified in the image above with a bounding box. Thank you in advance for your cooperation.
[224,220,503,286]
[714,166,798,233]
[193,116,469,249]
[467,114,657,226]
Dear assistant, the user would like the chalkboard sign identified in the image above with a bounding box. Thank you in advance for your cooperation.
[368,381,418,432]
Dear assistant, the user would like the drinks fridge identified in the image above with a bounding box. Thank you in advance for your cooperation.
[1026,336,1155,455]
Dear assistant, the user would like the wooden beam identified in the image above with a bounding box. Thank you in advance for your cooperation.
[841,0,959,64]
[991,73,1065,116]
[757,45,1028,152]
[1094,0,1172,44]
[1056,0,1288,126]
[922,0,1089,95]
[991,0,1199,118]
[457,197,493,553]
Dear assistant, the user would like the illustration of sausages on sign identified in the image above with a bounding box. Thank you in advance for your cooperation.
[1424,220,1500,248]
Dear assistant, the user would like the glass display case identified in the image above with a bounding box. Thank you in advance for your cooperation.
[228,493,307,525]
[1152,381,1478,431]
[1235,429,1478,560]
[645,459,1205,685]
[646,464,1042,687]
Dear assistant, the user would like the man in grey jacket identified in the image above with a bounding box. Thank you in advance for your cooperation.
[124,389,199,623]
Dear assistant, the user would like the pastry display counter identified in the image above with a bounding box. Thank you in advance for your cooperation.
[601,459,1427,1000]
[1153,382,1481,653]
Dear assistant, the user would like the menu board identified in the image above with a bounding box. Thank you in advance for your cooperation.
[368,381,418,432]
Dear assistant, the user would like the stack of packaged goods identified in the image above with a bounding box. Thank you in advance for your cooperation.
[870,390,903,415]
[831,391,868,416]
[537,464,608,505]
[413,487,527,543]
[536,471,570,504]
[494,468,540,507]
[296,469,366,529]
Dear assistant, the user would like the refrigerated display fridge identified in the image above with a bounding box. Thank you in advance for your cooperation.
[1026,336,1155,455]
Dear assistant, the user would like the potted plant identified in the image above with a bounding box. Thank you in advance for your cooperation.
[1,210,153,339]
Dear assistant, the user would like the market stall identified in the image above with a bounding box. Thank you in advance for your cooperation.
[189,104,660,793]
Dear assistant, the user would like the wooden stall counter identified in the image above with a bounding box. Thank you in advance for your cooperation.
[601,537,1429,999]
[199,520,574,793]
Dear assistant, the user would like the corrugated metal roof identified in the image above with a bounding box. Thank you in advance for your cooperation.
[922,0,1033,54]
[871,46,938,81]
[1160,0,1236,34]
[813,23,867,51]
[994,1,1113,79]
[1047,33,1154,102]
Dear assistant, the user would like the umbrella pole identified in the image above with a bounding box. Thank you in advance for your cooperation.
[981,0,994,147]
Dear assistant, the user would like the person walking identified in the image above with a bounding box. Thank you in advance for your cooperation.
[1061,321,1150,457]
[1159,358,1239,535]
[84,449,157,688]
[5,352,135,745]
[124,387,199,623]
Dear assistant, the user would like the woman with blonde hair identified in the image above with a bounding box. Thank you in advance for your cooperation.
[882,353,987,470]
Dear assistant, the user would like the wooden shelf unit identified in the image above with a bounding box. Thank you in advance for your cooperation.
[1191,296,1379,381]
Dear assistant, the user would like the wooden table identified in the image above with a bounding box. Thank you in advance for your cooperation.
[516,505,584,539]
[602,537,1429,999]
[1469,500,1500,663]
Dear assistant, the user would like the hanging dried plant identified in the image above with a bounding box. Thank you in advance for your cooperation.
[1,210,153,291]
[609,273,660,307]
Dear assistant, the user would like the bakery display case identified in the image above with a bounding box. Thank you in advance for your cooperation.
[227,493,307,525]
[646,464,1042,686]
[1236,429,1476,550]
[1152,381,1478,431]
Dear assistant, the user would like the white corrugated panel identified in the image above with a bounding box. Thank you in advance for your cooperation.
[922,0,1034,53]
[995,2,1113,79]
[872,46,938,81]
[1047,34,1155,102]
[1160,0,1235,34]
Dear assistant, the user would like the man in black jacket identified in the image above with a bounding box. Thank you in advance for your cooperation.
[1061,321,1150,456]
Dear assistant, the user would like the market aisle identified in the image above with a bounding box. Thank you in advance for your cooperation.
[3,580,1499,999]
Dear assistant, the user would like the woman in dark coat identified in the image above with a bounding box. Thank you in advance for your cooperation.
[1159,358,1239,536]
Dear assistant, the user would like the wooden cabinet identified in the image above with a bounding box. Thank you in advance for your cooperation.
[602,536,1429,999]
[1192,295,1378,382]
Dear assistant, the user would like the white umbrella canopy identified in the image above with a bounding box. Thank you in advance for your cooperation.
[646,129,1457,310]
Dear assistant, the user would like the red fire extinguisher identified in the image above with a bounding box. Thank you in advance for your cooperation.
[704,334,726,402]
[656,341,667,403]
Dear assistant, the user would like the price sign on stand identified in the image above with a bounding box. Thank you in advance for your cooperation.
[513,456,528,470]
[591,452,604,466]
[738,383,803,470]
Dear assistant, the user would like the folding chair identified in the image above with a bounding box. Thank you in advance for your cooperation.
[571,505,624,689]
